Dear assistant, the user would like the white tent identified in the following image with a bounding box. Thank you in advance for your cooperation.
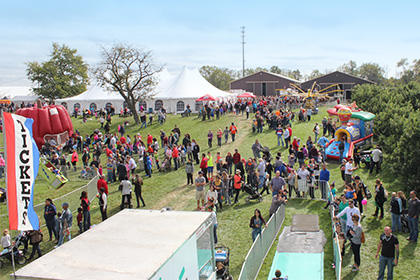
[57,67,233,114]
[148,67,233,113]
[57,84,125,112]
[0,86,34,100]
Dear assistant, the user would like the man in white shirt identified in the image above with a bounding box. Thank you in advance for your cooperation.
[370,146,383,174]
[335,199,361,232]
[283,126,290,148]
[313,123,320,143]
[345,158,358,184]
[120,179,132,209]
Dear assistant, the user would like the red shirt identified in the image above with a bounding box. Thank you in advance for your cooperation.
[233,152,241,164]
[234,174,242,189]
[147,135,153,145]
[172,148,179,158]
[292,139,299,151]
[97,178,109,195]
[120,136,126,144]
[200,157,208,168]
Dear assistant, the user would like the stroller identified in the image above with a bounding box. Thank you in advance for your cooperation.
[215,243,231,280]
[159,156,171,172]
[243,184,263,202]
[262,146,272,161]
[0,232,28,268]
[401,213,410,233]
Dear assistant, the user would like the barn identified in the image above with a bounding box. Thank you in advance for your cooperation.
[230,71,300,97]
[301,71,375,100]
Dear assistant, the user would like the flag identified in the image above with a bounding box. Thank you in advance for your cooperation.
[3,112,40,230]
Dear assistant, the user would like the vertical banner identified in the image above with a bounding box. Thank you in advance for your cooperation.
[3,112,40,230]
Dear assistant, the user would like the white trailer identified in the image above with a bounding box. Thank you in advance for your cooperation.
[13,209,216,280]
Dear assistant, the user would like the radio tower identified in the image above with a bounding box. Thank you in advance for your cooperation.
[241,26,245,77]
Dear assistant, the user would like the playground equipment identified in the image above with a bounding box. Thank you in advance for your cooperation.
[325,103,375,161]
[288,82,343,109]
[38,157,68,189]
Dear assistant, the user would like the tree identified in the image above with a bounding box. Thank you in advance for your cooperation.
[357,63,386,84]
[337,60,358,76]
[94,43,162,124]
[305,70,323,81]
[26,43,89,100]
[199,66,238,90]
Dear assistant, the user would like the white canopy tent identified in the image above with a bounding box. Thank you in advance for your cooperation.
[56,67,233,114]
[57,84,125,113]
[148,67,233,113]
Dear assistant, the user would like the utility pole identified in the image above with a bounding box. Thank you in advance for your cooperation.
[241,26,245,77]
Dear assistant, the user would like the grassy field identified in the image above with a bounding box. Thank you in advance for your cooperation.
[1,107,419,280]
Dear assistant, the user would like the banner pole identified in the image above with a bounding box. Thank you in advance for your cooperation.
[2,111,16,279]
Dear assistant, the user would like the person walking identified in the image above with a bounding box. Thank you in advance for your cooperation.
[233,169,243,204]
[229,122,238,142]
[195,171,206,210]
[44,199,58,242]
[80,191,91,232]
[338,138,345,163]
[319,164,330,200]
[27,228,43,261]
[373,179,386,219]
[98,187,108,221]
[250,209,267,242]
[276,125,284,147]
[133,174,146,208]
[348,214,362,272]
[390,192,402,232]
[370,145,382,174]
[120,177,133,209]
[56,202,72,248]
[407,190,420,243]
[207,130,213,148]
[375,227,399,280]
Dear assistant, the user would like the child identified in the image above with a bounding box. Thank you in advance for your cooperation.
[185,158,194,185]
[338,232,346,257]
[80,167,87,179]
[98,164,103,176]
[272,269,288,280]
[260,173,271,195]
[77,208,83,234]
[55,212,62,243]
[1,229,11,252]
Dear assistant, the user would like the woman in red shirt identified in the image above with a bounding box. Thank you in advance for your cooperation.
[200,153,209,182]
[233,170,243,204]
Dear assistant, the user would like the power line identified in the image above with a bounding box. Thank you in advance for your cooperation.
[241,26,245,77]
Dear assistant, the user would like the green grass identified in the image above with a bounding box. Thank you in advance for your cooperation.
[1,108,419,280]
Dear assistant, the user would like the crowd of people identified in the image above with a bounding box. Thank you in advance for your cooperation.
[1,95,419,280]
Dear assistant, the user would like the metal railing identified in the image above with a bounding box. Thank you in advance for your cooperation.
[238,204,286,280]
[0,174,99,236]
[329,192,342,280]
[238,178,342,280]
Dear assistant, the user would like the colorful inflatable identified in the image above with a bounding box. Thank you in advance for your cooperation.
[325,103,375,161]
[16,105,73,150]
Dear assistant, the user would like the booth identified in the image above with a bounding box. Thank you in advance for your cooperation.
[13,209,216,280]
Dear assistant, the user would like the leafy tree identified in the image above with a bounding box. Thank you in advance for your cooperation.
[94,43,162,124]
[305,70,323,81]
[352,82,420,191]
[357,63,386,84]
[199,66,238,90]
[337,60,358,76]
[26,43,89,100]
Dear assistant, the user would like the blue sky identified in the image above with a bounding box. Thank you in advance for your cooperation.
[1,0,419,86]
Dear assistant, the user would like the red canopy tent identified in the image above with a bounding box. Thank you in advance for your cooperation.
[196,94,219,102]
[237,92,256,98]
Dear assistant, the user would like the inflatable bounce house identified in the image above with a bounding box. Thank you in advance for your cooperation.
[16,103,73,188]
[325,102,375,161]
